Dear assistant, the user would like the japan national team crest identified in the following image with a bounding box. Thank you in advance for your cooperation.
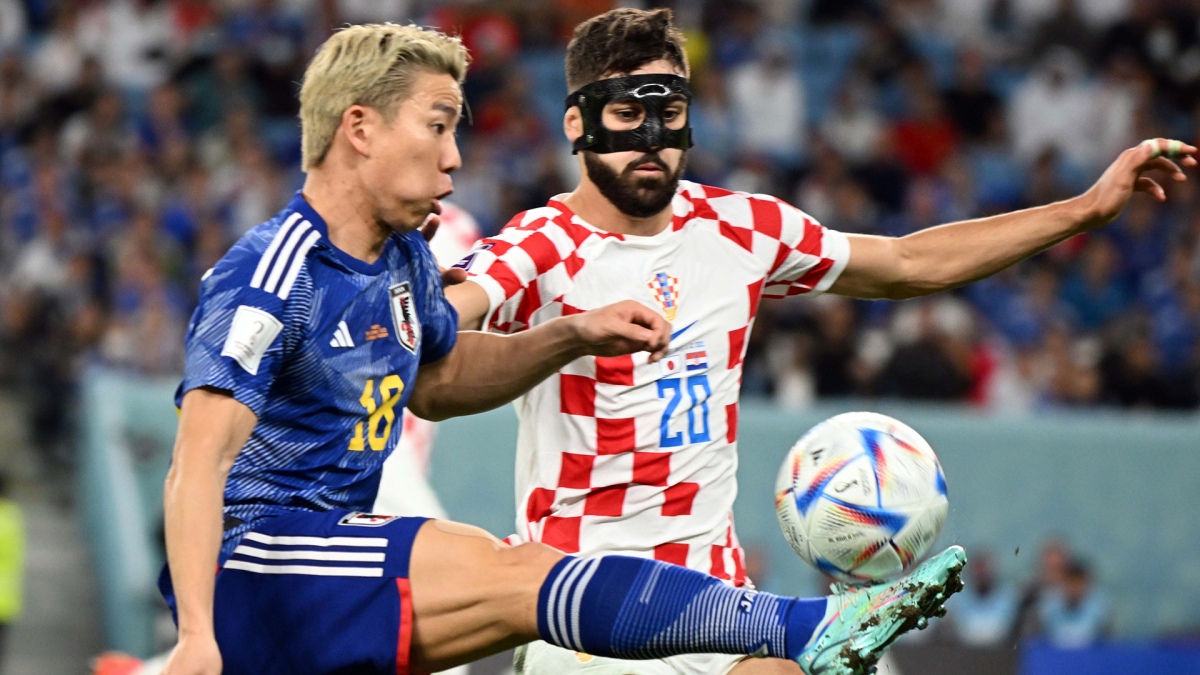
[647,271,681,321]
[339,512,399,527]
[389,282,421,353]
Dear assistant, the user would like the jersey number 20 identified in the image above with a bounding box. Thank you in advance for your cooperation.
[348,374,405,451]
[657,374,712,447]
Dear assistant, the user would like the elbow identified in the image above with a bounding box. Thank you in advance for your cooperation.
[406,391,452,422]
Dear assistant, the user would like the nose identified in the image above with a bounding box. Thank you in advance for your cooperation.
[442,136,462,175]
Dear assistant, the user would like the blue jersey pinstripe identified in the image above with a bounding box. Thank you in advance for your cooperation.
[176,192,458,559]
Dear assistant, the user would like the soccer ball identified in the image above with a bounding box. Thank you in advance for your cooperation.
[775,412,948,582]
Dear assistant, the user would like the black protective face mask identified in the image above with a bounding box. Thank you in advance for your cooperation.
[565,74,694,154]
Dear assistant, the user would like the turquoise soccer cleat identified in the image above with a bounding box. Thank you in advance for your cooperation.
[796,545,967,675]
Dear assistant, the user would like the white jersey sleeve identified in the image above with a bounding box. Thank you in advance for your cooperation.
[465,208,601,335]
[749,192,852,298]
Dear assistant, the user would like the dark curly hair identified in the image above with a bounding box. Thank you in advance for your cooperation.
[565,8,689,92]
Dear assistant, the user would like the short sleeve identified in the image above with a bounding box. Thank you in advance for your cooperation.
[399,231,459,366]
[177,254,306,417]
[757,195,852,298]
[460,212,567,335]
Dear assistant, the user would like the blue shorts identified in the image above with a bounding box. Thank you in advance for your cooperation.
[160,510,430,675]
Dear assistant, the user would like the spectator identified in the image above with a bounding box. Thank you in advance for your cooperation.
[1031,0,1095,60]
[821,81,884,165]
[1008,48,1097,171]
[29,5,86,95]
[728,41,806,167]
[77,0,175,91]
[950,549,1019,646]
[1060,236,1131,332]
[0,471,23,671]
[1037,557,1111,648]
[1012,538,1071,641]
[891,81,960,175]
[942,48,1002,143]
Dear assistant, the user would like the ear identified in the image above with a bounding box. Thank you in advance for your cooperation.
[564,106,583,144]
[341,104,374,159]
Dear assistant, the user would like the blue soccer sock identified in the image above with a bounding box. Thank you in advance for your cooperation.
[536,555,830,661]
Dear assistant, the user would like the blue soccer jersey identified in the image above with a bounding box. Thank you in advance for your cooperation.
[177,192,458,559]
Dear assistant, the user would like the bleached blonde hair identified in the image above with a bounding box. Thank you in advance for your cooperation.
[299,23,469,170]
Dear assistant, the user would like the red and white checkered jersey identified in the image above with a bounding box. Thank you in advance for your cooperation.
[462,181,851,584]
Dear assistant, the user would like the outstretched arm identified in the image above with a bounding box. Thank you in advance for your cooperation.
[408,300,669,421]
[832,138,1198,300]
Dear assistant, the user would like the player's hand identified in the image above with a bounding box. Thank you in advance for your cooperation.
[1079,138,1198,227]
[570,300,671,362]
[161,634,222,675]
[420,203,467,287]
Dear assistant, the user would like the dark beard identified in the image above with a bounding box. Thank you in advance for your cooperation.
[583,151,687,218]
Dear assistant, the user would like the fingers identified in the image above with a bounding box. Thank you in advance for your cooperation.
[1136,176,1166,201]
[420,214,442,243]
[441,266,467,286]
[614,301,671,356]
[1147,156,1188,182]
[1138,138,1198,162]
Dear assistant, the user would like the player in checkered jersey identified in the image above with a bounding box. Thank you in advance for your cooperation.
[446,8,1198,675]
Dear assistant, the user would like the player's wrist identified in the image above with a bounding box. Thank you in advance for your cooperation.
[1067,188,1112,231]
[557,315,594,359]
[176,617,216,641]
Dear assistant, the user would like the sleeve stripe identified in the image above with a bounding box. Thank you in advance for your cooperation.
[250,212,304,289]
[276,230,322,300]
[262,220,315,294]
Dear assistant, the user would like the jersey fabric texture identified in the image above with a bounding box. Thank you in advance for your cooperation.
[463,181,850,584]
[175,191,458,559]
[161,193,457,674]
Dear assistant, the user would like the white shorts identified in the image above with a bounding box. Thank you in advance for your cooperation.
[514,641,747,675]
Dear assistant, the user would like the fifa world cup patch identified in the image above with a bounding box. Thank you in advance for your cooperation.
[389,282,421,353]
[647,271,681,321]
[221,305,283,375]
[338,513,399,527]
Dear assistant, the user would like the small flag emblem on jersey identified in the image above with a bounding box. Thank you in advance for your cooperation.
[389,282,421,354]
[685,343,708,371]
[647,271,680,321]
[338,513,399,527]
[330,320,355,348]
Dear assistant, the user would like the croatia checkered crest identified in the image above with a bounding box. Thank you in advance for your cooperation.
[775,412,948,583]
[647,271,681,321]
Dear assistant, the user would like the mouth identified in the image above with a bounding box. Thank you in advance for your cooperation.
[631,162,666,176]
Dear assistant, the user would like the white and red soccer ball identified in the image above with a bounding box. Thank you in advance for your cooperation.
[776,412,949,583]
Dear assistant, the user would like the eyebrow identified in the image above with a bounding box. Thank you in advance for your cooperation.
[433,102,462,119]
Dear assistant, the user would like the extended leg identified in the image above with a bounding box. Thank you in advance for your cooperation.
[407,519,966,675]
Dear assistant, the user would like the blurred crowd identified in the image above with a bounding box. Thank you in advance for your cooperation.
[938,540,1112,650]
[2,0,1200,476]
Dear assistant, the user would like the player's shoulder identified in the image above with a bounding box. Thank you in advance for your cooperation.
[677,180,809,223]
[205,206,323,301]
[493,202,574,238]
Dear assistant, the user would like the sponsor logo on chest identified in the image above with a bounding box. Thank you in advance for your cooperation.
[389,282,420,353]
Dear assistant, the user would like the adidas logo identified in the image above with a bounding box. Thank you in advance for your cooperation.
[330,321,355,348]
